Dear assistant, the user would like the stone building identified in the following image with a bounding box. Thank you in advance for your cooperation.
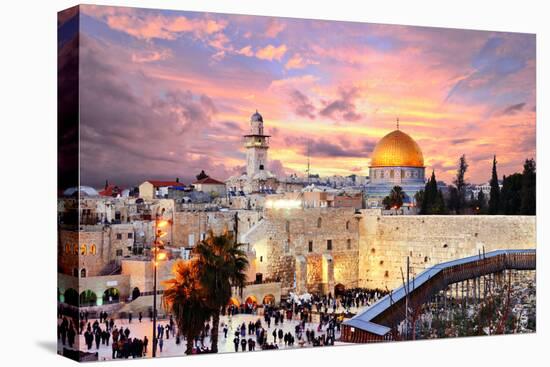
[226,111,279,194]
[366,123,426,207]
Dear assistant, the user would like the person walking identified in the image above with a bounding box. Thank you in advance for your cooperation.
[138,312,142,323]
[158,337,164,353]
[143,336,149,355]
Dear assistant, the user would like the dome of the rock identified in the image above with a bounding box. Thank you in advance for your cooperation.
[370,130,424,168]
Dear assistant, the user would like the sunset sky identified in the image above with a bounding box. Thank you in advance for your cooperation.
[63,5,536,187]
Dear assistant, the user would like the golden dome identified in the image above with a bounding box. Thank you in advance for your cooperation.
[370,129,424,167]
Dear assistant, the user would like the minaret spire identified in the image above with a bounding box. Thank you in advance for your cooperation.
[396,117,400,130]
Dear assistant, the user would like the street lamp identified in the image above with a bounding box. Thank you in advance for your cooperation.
[152,214,169,358]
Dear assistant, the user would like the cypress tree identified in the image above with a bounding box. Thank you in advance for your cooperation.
[488,155,500,214]
[453,155,468,214]
[520,159,536,215]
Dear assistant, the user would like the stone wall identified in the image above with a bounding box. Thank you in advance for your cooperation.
[246,207,360,294]
[358,211,536,289]
[172,209,262,248]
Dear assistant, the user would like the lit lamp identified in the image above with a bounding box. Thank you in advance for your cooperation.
[152,214,169,358]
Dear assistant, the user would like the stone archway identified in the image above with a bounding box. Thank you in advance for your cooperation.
[103,288,120,304]
[80,290,97,307]
[228,297,240,307]
[262,294,275,305]
[132,287,141,301]
[245,295,257,305]
[64,288,78,306]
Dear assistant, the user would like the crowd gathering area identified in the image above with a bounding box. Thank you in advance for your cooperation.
[57,288,386,360]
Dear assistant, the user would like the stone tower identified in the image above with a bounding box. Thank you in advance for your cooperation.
[244,110,270,178]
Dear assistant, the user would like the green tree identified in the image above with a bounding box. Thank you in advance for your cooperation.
[196,170,208,181]
[420,171,447,214]
[162,260,212,355]
[500,173,523,214]
[476,190,487,214]
[193,232,249,353]
[453,155,469,214]
[520,158,536,215]
[382,186,406,211]
[488,155,500,214]
[447,185,459,214]
[414,189,424,209]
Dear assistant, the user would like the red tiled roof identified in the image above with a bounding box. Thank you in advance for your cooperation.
[192,177,225,185]
[146,180,185,187]
[99,184,123,197]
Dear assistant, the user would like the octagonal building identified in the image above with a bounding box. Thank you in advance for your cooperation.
[366,127,426,206]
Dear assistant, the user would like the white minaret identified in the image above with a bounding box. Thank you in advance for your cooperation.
[244,110,270,177]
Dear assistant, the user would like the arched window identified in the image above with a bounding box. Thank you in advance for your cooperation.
[346,221,350,230]
[80,244,87,255]
[80,268,87,278]
[73,244,78,255]
[65,243,71,254]
[347,239,352,249]
[317,217,322,228]
[90,244,97,255]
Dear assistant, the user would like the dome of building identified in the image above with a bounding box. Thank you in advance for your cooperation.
[251,110,263,122]
[63,186,100,197]
[370,129,424,167]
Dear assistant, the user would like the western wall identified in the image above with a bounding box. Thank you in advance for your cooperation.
[245,208,536,294]
[358,210,536,289]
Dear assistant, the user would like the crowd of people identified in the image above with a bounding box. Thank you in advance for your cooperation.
[58,287,386,358]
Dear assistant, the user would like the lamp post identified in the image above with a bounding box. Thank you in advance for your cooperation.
[152,214,168,358]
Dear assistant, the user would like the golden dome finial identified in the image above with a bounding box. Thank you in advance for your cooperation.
[396,117,399,130]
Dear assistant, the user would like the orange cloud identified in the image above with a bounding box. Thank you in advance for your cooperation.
[256,44,288,61]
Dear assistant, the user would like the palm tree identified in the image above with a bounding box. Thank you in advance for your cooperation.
[162,259,212,355]
[193,231,249,353]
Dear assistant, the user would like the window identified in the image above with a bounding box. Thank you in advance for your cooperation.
[346,221,350,230]
[308,241,313,253]
[260,256,263,262]
[285,221,290,232]
[327,239,333,251]
[128,233,133,239]
[80,268,87,278]
[116,249,123,257]
[390,169,394,178]
[116,233,122,240]
[347,239,351,250]
[73,244,78,255]
[80,244,87,255]
[259,164,264,170]
[90,244,97,255]
[65,243,71,254]
[317,217,322,228]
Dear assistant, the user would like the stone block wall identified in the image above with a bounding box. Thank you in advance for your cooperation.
[358,212,536,289]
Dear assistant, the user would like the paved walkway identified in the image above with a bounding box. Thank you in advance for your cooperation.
[58,310,364,361]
